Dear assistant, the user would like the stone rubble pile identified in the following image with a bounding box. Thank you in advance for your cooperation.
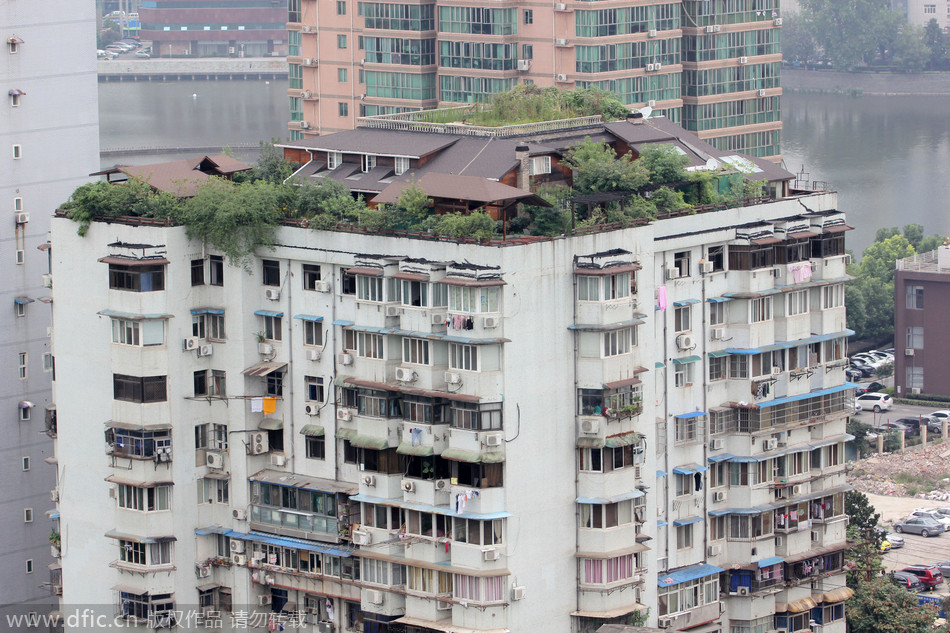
[849,444,950,499]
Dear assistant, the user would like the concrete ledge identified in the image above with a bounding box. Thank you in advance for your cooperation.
[98,57,288,80]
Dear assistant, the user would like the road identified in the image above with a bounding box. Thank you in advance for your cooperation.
[884,531,950,595]
[853,402,948,430]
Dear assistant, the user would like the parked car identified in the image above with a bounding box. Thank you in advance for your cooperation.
[856,381,887,396]
[893,516,943,537]
[886,532,905,548]
[889,570,924,591]
[901,564,944,590]
[853,352,890,370]
[135,50,150,58]
[882,420,916,437]
[934,561,950,578]
[846,368,865,382]
[849,359,875,377]
[851,398,863,413]
[899,417,943,434]
[929,410,950,424]
[910,510,950,531]
[856,392,893,413]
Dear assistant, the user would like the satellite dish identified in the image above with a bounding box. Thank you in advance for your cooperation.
[638,106,653,118]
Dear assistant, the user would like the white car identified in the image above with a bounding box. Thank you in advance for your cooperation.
[851,398,863,413]
[930,410,950,423]
[856,392,893,412]
[912,510,950,531]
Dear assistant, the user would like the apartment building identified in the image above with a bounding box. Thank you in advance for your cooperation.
[0,0,100,624]
[893,245,950,398]
[286,0,783,159]
[49,115,850,633]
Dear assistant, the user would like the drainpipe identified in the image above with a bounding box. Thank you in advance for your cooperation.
[699,259,710,567]
[572,257,583,614]
[661,256,671,569]
[284,263,295,470]
[332,265,341,486]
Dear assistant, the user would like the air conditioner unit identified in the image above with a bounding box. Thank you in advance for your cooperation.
[655,63,663,71]
[385,305,401,317]
[700,260,714,274]
[555,38,568,46]
[634,506,645,521]
[196,564,211,578]
[352,529,371,545]
[41,274,52,288]
[337,353,353,366]
[773,17,783,25]
[206,451,225,469]
[303,58,316,66]
[483,316,499,329]
[265,288,281,300]
[435,478,449,490]
[791,484,803,495]
[301,90,312,99]
[482,548,500,561]
[258,595,272,607]
[307,349,321,362]
[484,433,503,447]
[675,334,694,350]
[648,99,656,107]
[912,387,922,395]
[317,622,334,633]
[230,540,246,554]
[50,489,59,503]
[337,409,352,422]
[664,263,678,278]
[248,432,269,455]
[710,438,724,450]
[707,545,721,556]
[198,344,213,357]
[233,508,247,520]
[737,586,751,596]
[436,600,453,612]
[233,553,247,565]
[299,121,311,129]
[659,617,674,629]
[305,403,320,416]
[315,280,331,293]
[258,342,273,355]
[646,63,657,72]
[361,474,376,487]
[301,25,312,33]
[739,56,749,64]
[705,25,717,33]
[711,327,725,340]
[714,490,727,502]
[431,312,447,325]
[555,2,567,9]
[52,586,63,595]
[364,589,383,605]
[648,29,658,37]
[15,212,29,224]
[183,337,199,351]
[402,480,416,493]
[771,366,782,375]
[444,371,461,385]
[581,419,600,435]
[556,73,568,81]
[758,89,767,97]
[272,454,287,467]
[905,348,915,356]
[395,366,417,382]
[762,438,777,451]
[775,536,783,548]
[811,530,820,542]
[517,59,531,71]
[776,431,788,446]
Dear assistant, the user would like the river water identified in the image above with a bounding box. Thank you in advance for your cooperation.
[98,80,950,255]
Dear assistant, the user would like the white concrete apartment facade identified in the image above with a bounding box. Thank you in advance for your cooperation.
[49,189,851,633]
[0,0,99,622]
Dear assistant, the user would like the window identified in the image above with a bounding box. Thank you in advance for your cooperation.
[906,284,924,309]
[266,372,284,397]
[357,275,384,302]
[306,435,326,459]
[303,264,322,290]
[925,3,936,11]
[197,478,229,504]
[17,352,26,379]
[786,290,808,316]
[10,92,21,107]
[338,68,348,82]
[907,366,924,390]
[581,555,636,585]
[209,255,224,286]
[674,305,691,332]
[351,332,384,358]
[14,196,22,211]
[19,405,30,421]
[262,259,281,286]
[195,423,228,451]
[529,156,551,175]
[191,259,205,286]
[361,154,376,172]
[400,279,428,307]
[15,301,25,317]
[117,484,171,511]
[8,38,20,54]
[193,313,225,341]
[305,376,325,402]
[676,523,693,549]
[12,144,21,159]
[449,343,478,371]
[522,44,533,59]
[603,327,635,356]
[395,156,410,175]
[328,152,343,170]
[109,264,165,292]
[675,414,703,443]
[23,508,32,522]
[112,318,164,346]
[110,427,171,459]
[674,362,693,388]
[262,315,282,341]
[524,9,533,23]
[674,250,691,277]
[709,355,727,381]
[304,320,323,346]
[821,283,845,309]
[707,245,725,272]
[729,355,748,378]
[21,456,29,471]
[120,540,147,565]
[750,297,772,322]
[579,500,635,528]
[658,577,720,617]
[338,34,347,48]
[25,559,33,574]
[449,285,499,313]
[450,401,502,430]
[194,370,226,398]
[337,0,346,14]
[453,575,505,603]
[42,353,53,372]
[113,374,167,403]
[339,102,349,117]
[907,326,924,349]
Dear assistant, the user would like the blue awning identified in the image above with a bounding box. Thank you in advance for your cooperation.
[48,511,60,520]
[14,296,35,305]
[726,330,855,355]
[190,308,225,315]
[708,350,730,358]
[655,362,665,369]
[194,526,230,536]
[672,355,702,365]
[673,299,700,306]
[254,310,283,318]
[577,489,645,504]
[759,382,858,409]
[658,563,724,587]
[225,530,351,557]
[672,464,708,475]
[331,319,354,326]
[758,556,785,567]
[673,516,703,526]
[709,507,769,516]
[657,520,668,527]
[350,493,512,521]
[708,297,733,303]
[675,411,707,419]
[568,318,644,332]
[657,470,668,477]
[294,314,324,322]
[707,454,734,463]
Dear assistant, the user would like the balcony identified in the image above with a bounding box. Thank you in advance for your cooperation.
[361,587,406,617]
[577,411,643,450]
[445,312,503,339]
[444,428,506,464]
[575,298,642,329]
[727,268,777,296]
[248,505,341,543]
[404,594,453,625]
[578,471,645,507]
[392,306,448,334]
[773,313,811,342]
[810,306,846,335]
[401,477,452,507]
[399,422,450,456]
[660,602,721,631]
[811,255,849,280]
[450,484,505,516]
[358,471,403,499]
[353,414,401,450]
[391,364,451,393]
[451,540,507,570]
[577,524,646,557]
[404,537,451,564]
[351,301,401,329]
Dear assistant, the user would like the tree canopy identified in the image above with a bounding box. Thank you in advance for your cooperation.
[563,138,650,194]
[848,578,937,633]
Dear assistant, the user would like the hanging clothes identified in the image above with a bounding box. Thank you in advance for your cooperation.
[251,397,264,413]
[657,285,668,311]
[263,397,277,415]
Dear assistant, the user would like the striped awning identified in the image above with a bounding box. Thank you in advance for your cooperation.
[299,425,325,437]
[821,587,854,603]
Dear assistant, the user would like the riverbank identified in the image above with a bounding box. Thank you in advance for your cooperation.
[98,57,288,81]
[783,67,950,95]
